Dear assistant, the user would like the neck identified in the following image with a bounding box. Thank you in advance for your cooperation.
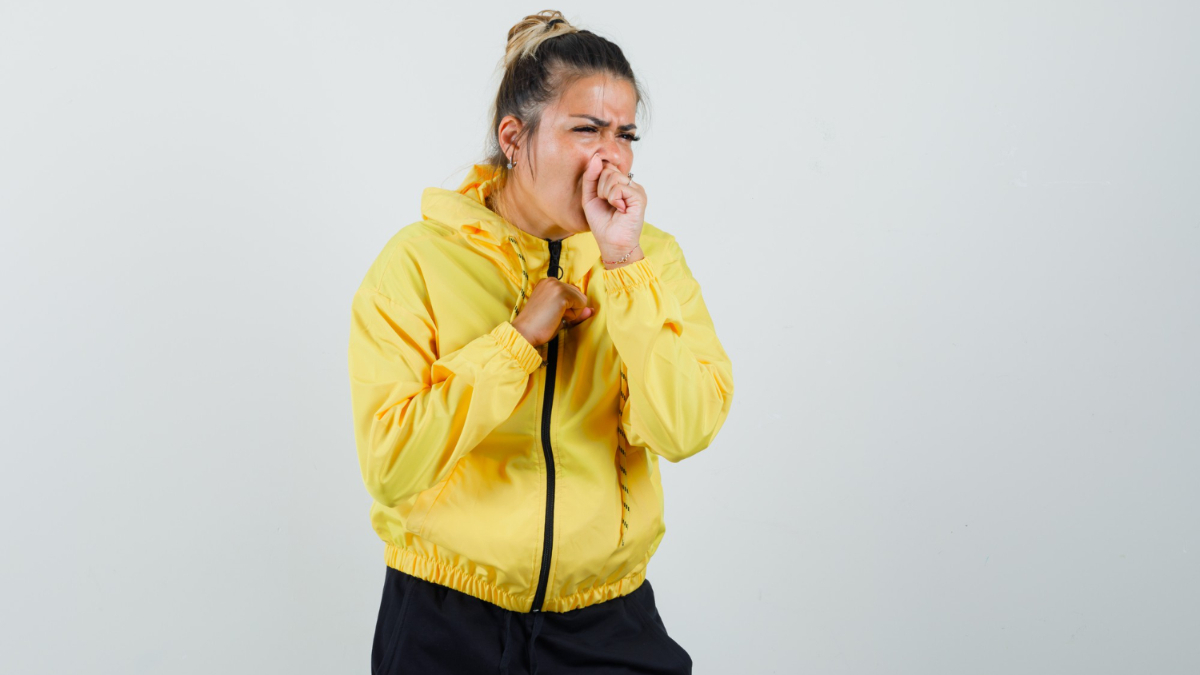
[490,174,572,243]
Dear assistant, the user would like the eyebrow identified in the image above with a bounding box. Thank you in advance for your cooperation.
[569,114,638,132]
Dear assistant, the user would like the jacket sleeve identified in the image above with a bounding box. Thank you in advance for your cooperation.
[602,236,735,463]
[348,286,544,508]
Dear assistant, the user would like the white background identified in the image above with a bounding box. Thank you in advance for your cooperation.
[2,1,1197,673]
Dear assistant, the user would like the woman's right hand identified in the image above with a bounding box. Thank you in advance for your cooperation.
[511,277,595,348]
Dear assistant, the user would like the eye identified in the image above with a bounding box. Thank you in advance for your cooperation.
[572,126,641,142]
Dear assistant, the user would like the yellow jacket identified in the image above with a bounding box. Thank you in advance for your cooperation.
[347,164,734,613]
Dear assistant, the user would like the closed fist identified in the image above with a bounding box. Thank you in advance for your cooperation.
[511,277,595,348]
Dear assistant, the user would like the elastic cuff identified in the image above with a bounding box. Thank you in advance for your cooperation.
[490,321,543,374]
[602,256,658,293]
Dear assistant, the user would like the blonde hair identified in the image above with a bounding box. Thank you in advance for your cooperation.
[503,10,580,69]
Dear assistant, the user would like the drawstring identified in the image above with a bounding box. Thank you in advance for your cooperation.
[528,611,546,675]
[504,233,531,323]
[488,182,531,324]
[498,611,514,674]
[496,609,546,675]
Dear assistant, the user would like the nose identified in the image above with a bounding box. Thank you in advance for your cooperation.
[595,141,623,170]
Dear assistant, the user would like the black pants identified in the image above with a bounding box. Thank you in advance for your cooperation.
[372,566,693,675]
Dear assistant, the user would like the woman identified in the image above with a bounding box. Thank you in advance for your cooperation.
[348,10,735,674]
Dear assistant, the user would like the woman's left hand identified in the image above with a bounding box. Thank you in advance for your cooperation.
[581,153,646,259]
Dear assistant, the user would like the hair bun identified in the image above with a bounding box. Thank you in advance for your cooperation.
[503,10,578,68]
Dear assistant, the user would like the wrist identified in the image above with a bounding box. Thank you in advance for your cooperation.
[510,319,536,347]
[600,243,644,269]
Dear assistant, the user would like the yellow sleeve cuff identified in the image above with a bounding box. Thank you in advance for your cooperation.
[489,321,544,374]
[602,256,659,293]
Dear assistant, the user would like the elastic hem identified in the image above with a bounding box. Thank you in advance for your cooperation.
[602,255,659,292]
[385,543,649,613]
[489,321,543,374]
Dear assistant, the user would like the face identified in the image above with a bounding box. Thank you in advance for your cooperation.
[498,73,639,238]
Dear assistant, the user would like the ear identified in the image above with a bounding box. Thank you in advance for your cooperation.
[497,115,525,159]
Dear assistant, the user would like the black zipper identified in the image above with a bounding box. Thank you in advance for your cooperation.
[531,238,563,613]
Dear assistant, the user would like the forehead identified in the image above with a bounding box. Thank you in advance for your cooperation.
[548,74,637,120]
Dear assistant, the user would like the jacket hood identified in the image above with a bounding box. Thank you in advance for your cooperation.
[419,164,603,318]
